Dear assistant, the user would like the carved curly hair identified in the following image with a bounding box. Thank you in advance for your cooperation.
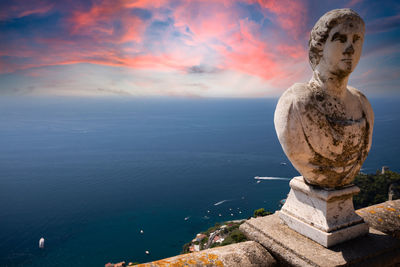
[309,8,365,70]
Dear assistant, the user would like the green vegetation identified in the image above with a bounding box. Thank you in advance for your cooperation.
[182,208,275,253]
[182,242,191,254]
[203,222,221,236]
[211,222,248,248]
[353,170,400,209]
[181,221,248,253]
[200,236,208,247]
[221,229,247,245]
[253,208,272,218]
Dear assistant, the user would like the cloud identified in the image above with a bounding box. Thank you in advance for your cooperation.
[96,87,132,96]
[251,0,308,39]
[17,4,54,18]
[1,0,309,78]
[187,65,221,74]
[0,0,398,97]
[0,0,53,21]
[68,0,148,43]
[347,0,363,7]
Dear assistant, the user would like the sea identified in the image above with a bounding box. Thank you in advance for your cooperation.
[0,97,399,266]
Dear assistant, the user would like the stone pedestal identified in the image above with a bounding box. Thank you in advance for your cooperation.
[279,176,368,247]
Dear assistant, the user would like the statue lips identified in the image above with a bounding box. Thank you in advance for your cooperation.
[341,58,353,71]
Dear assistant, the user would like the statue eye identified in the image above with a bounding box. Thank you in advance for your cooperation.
[353,35,361,43]
[331,32,347,43]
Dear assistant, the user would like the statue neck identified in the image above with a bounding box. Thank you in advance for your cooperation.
[309,69,349,99]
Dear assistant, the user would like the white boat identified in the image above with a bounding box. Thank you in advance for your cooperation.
[39,237,45,249]
[140,230,144,234]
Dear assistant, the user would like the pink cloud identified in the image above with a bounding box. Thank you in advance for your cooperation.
[277,44,306,59]
[170,1,304,82]
[124,0,170,9]
[347,0,363,7]
[0,0,53,20]
[166,0,308,85]
[68,0,147,43]
[1,0,308,90]
[216,19,282,82]
[251,0,308,39]
[17,4,53,18]
[172,1,238,42]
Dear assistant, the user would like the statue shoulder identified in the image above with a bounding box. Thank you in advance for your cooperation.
[348,86,374,124]
[277,83,310,107]
[284,82,309,97]
[274,83,310,158]
[274,83,309,131]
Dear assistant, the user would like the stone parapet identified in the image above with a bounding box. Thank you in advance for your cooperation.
[133,241,277,267]
[356,199,400,238]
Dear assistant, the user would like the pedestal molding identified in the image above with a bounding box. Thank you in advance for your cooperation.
[279,176,369,247]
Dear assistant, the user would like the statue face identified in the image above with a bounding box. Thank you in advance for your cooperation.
[319,20,364,77]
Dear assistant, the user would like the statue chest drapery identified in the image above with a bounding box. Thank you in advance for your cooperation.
[294,96,370,186]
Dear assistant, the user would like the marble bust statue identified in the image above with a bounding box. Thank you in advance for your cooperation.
[274,9,374,188]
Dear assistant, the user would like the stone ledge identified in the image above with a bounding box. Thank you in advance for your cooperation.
[240,212,400,267]
[133,241,277,267]
[356,199,400,238]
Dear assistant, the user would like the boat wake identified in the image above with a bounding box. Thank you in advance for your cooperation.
[254,176,290,181]
[214,199,230,206]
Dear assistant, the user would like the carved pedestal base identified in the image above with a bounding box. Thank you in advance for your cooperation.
[279,176,369,247]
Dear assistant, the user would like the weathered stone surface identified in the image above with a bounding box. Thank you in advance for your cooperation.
[134,241,277,267]
[240,212,400,267]
[274,9,374,189]
[357,199,400,239]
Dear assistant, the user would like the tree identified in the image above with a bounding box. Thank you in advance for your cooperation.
[353,170,400,209]
[253,208,272,218]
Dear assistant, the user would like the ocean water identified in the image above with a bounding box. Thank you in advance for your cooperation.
[0,97,399,266]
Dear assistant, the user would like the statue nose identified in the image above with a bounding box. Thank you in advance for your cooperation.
[344,44,354,55]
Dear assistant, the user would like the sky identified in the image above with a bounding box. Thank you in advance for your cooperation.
[0,0,399,98]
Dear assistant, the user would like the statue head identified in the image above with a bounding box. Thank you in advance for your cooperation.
[309,9,365,77]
